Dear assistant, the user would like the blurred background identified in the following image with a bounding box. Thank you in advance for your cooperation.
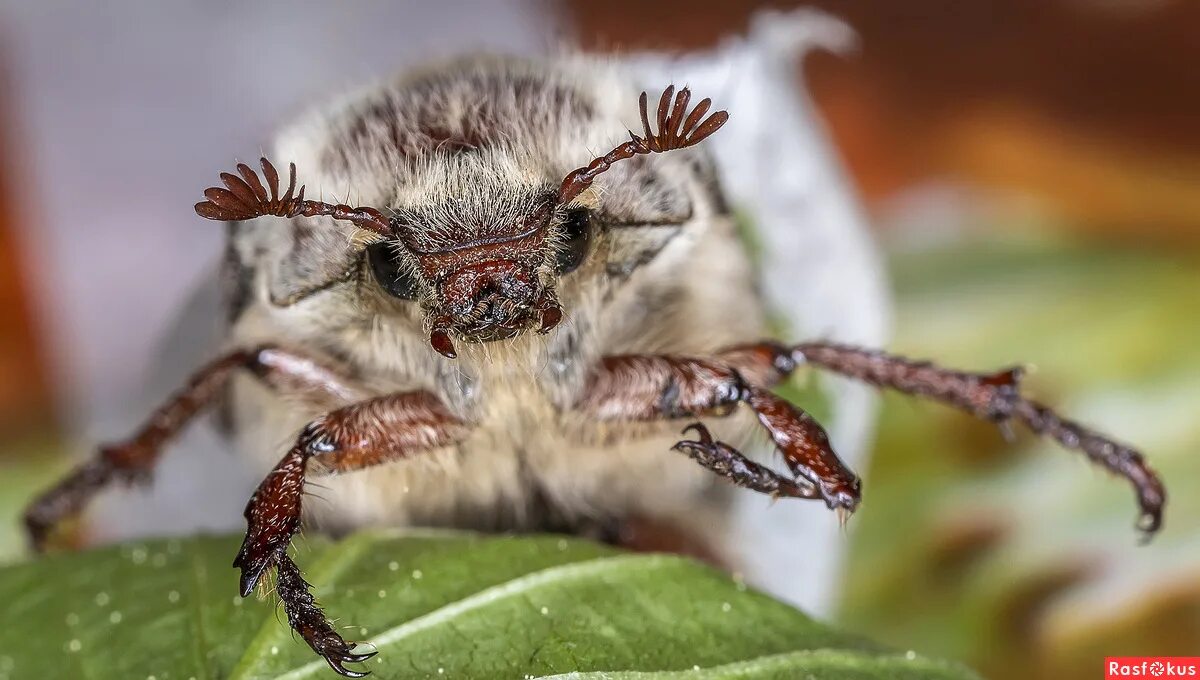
[0,2,1197,679]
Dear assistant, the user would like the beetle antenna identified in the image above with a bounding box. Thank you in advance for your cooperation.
[194,157,392,238]
[557,85,729,205]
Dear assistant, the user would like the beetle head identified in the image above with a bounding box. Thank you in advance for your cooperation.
[194,85,726,360]
[386,185,563,358]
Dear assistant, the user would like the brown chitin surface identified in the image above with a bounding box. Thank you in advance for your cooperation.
[790,341,1166,534]
[716,341,797,388]
[577,353,860,512]
[578,355,747,420]
[794,342,1026,420]
[745,387,861,511]
[311,391,470,472]
[232,391,468,674]
[405,197,563,359]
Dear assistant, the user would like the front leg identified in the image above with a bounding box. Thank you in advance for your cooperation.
[235,391,469,677]
[719,341,1167,536]
[577,355,861,514]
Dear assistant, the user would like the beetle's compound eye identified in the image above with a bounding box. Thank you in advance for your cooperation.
[554,208,592,275]
[367,241,421,300]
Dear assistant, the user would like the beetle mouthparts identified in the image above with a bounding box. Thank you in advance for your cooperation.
[426,290,562,360]
[429,327,458,359]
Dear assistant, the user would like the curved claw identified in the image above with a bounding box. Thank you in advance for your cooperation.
[325,656,371,678]
[341,648,378,664]
[671,423,823,500]
[819,483,861,515]
[320,644,377,677]
[1136,494,1165,540]
[679,422,714,445]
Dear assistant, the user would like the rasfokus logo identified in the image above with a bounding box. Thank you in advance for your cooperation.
[1106,658,1200,678]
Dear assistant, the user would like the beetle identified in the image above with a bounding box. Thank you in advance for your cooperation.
[24,55,1166,676]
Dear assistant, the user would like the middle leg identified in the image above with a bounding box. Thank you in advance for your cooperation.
[576,354,860,514]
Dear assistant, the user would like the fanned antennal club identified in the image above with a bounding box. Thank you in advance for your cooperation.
[194,157,392,238]
[558,85,729,205]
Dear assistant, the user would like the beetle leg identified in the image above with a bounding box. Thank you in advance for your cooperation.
[233,391,469,677]
[577,354,860,515]
[22,346,363,552]
[275,556,376,678]
[671,423,819,500]
[717,340,1167,537]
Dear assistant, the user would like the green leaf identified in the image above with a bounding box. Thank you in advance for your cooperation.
[0,532,978,679]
